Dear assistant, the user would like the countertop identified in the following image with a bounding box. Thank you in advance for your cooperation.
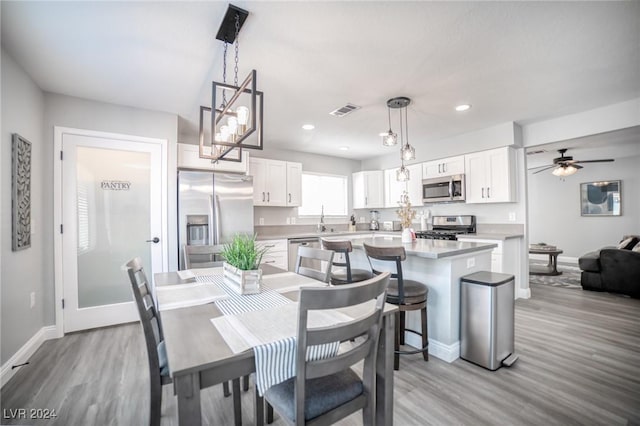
[326,234,497,259]
[256,230,398,241]
[455,233,524,241]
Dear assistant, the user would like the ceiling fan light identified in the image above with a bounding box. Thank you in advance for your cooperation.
[552,165,578,177]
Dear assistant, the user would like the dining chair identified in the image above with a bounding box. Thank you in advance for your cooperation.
[320,238,372,285]
[124,257,242,426]
[294,246,335,283]
[255,272,391,426]
[183,244,224,269]
[363,243,430,370]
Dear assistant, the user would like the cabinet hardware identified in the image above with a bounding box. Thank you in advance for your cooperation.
[443,163,446,173]
[264,260,275,264]
[365,196,368,206]
[438,164,441,174]
[265,244,275,248]
[267,192,270,202]
[262,192,265,202]
[288,193,291,203]
[487,187,491,198]
[481,188,485,198]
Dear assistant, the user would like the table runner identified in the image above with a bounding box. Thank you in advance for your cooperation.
[156,282,228,311]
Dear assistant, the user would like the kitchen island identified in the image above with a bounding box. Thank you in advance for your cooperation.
[324,234,497,362]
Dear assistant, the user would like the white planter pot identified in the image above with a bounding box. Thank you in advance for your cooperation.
[401,228,413,243]
[223,262,262,294]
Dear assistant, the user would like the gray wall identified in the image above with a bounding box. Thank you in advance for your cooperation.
[1,49,46,364]
[528,153,640,259]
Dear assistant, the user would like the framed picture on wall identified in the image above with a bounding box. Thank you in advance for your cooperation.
[580,180,621,216]
[12,133,32,250]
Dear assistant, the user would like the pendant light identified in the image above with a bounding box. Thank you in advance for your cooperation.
[384,97,416,181]
[382,105,397,146]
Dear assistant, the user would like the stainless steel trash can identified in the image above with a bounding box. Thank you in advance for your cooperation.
[460,271,517,370]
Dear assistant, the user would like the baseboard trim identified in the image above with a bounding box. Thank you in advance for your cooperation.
[1,325,57,388]
[405,333,460,363]
[518,287,532,299]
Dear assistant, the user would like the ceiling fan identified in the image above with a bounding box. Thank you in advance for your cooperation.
[531,148,614,177]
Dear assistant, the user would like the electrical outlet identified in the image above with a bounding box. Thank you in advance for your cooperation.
[291,217,296,224]
[30,292,36,308]
[466,257,475,269]
[285,217,291,225]
[259,217,264,225]
[508,212,516,222]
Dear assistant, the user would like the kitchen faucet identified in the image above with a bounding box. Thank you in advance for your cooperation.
[318,205,326,233]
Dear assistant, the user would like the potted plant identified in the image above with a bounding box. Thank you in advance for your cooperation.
[220,234,269,294]
[396,191,416,243]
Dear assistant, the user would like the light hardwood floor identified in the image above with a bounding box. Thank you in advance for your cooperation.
[2,284,639,425]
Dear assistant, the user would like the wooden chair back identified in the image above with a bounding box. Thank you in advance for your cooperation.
[293,272,391,424]
[321,238,355,282]
[295,246,334,283]
[183,244,224,269]
[363,242,408,303]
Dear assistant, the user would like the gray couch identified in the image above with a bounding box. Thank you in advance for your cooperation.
[578,236,640,298]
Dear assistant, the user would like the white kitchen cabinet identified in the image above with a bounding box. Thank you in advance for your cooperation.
[406,163,424,206]
[353,171,384,209]
[286,162,302,207]
[250,158,302,207]
[177,143,248,173]
[464,147,516,203]
[422,155,465,179]
[259,239,288,270]
[384,168,406,208]
[457,236,522,298]
[384,164,424,207]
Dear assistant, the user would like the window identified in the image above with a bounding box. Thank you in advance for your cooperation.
[298,172,348,216]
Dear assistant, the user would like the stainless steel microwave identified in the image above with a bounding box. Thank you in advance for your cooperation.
[422,174,466,203]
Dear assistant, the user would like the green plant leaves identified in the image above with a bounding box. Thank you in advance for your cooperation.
[219,234,269,270]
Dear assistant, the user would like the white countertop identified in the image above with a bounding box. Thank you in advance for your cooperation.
[456,233,524,241]
[328,234,497,259]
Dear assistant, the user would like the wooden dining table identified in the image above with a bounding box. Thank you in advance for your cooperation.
[154,264,397,425]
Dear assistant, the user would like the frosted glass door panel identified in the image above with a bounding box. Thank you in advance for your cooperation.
[76,147,151,308]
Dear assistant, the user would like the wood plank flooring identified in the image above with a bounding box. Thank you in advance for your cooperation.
[2,284,639,425]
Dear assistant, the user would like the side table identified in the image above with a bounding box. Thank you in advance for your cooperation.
[529,248,563,276]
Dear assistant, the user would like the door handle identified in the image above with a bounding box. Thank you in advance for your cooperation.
[146,237,160,244]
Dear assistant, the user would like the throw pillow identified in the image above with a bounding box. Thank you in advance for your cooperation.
[618,237,639,250]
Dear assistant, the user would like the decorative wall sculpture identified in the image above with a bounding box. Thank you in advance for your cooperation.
[12,133,32,251]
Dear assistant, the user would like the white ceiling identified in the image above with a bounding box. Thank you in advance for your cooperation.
[2,1,639,160]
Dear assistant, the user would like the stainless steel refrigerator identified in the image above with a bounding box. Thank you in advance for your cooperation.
[177,171,254,270]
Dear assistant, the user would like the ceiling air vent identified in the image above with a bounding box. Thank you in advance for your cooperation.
[329,103,361,117]
[526,149,547,155]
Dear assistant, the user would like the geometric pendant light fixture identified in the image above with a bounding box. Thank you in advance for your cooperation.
[199,4,264,162]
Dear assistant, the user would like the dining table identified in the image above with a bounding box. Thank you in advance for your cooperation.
[154,264,397,425]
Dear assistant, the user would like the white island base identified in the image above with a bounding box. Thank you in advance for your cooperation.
[343,235,495,363]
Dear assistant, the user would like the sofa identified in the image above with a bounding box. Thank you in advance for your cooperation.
[578,235,640,298]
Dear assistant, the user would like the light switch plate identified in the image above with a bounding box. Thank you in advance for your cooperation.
[508,212,516,222]
[466,257,475,268]
[259,218,265,225]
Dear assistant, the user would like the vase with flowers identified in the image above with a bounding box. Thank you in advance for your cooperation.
[396,191,416,243]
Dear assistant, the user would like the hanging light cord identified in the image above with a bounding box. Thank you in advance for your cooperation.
[234,14,240,87]
[387,106,392,131]
[221,42,228,108]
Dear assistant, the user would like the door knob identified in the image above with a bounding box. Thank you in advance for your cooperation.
[146,237,160,244]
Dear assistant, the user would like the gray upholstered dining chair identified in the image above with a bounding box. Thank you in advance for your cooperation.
[124,257,242,425]
[255,272,391,426]
[183,244,224,269]
[320,238,372,285]
[294,246,335,283]
[363,243,429,370]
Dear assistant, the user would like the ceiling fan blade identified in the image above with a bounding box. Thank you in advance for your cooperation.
[532,165,555,174]
[573,159,614,164]
[528,164,556,170]
[573,164,583,169]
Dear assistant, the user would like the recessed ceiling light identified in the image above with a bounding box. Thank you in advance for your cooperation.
[339,146,349,151]
[455,104,471,112]
[302,124,315,130]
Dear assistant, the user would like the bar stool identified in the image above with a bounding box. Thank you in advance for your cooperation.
[363,242,429,370]
[321,238,373,285]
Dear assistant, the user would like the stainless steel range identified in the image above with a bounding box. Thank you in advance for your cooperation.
[415,215,476,240]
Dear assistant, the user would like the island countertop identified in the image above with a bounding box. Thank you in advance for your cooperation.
[326,234,497,259]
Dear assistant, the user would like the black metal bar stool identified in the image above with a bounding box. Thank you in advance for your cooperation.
[363,242,429,370]
[321,238,373,285]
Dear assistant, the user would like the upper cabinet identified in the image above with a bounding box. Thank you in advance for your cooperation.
[286,162,302,207]
[422,155,465,179]
[353,171,384,209]
[384,164,424,208]
[177,143,248,173]
[464,147,516,203]
[250,158,302,207]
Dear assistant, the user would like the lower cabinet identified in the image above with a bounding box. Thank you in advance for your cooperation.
[457,237,522,298]
[259,239,288,270]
